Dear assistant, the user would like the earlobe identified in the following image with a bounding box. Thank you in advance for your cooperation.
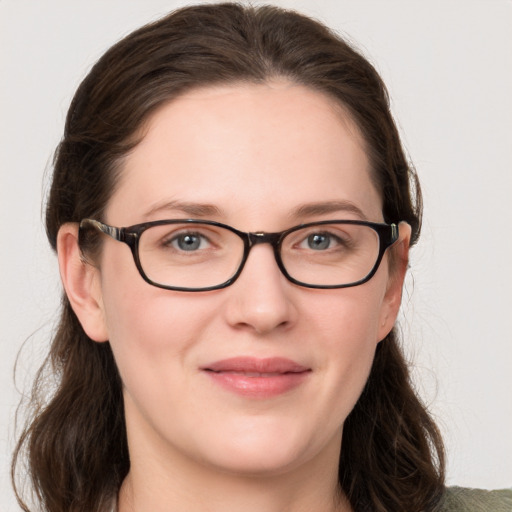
[57,223,109,342]
[377,222,412,342]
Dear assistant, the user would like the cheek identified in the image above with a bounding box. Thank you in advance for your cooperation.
[102,285,208,369]
[307,281,387,409]
[100,280,220,447]
[308,276,387,352]
[98,242,202,349]
[97,246,212,395]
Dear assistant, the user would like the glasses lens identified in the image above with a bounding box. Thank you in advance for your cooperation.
[281,223,381,286]
[138,223,244,289]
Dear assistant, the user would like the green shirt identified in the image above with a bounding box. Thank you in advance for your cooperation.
[442,487,512,511]
[109,487,512,511]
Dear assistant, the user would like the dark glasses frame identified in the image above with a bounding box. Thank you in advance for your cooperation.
[79,218,399,292]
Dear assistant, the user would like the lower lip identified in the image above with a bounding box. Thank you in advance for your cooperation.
[203,371,310,398]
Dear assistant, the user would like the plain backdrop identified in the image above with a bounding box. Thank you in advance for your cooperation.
[1,0,511,509]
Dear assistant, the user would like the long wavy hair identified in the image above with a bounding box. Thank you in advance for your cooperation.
[12,3,445,512]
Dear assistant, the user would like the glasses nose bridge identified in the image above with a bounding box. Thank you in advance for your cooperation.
[237,231,286,284]
[244,231,283,268]
[247,231,282,250]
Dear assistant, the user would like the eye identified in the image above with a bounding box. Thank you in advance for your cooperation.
[306,233,330,250]
[167,232,210,252]
[301,232,342,251]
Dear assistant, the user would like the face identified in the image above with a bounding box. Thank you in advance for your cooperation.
[67,82,408,479]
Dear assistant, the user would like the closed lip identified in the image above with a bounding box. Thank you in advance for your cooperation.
[201,356,310,374]
[201,357,311,398]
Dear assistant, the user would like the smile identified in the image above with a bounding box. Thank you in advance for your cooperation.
[201,357,311,398]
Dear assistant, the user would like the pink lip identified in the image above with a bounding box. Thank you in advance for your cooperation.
[201,357,311,398]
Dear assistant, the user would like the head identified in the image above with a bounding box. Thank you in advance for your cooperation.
[16,4,443,512]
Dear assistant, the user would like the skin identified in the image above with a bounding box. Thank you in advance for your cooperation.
[58,82,411,512]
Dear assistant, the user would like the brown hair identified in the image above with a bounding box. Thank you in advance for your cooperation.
[13,4,445,511]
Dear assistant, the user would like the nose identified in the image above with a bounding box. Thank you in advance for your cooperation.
[223,244,298,335]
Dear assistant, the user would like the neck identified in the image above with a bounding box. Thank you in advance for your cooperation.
[118,464,350,512]
[118,424,351,512]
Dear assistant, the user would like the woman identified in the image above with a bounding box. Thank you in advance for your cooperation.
[11,3,511,512]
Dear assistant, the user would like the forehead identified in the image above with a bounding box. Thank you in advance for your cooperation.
[107,82,382,227]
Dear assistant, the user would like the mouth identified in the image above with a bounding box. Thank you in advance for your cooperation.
[201,357,311,398]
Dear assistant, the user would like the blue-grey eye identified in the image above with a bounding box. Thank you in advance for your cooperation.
[174,233,203,251]
[307,233,331,250]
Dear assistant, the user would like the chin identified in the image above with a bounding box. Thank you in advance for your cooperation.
[206,448,305,477]
[193,418,325,477]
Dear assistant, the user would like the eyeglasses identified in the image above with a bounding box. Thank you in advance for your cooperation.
[79,218,399,292]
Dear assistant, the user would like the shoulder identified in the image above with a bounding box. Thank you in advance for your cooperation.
[440,486,512,511]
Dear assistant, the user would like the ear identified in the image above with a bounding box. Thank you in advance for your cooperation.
[377,222,412,342]
[57,223,109,342]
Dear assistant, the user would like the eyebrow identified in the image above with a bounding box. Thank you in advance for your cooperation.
[143,199,368,222]
[143,200,224,219]
[291,200,368,221]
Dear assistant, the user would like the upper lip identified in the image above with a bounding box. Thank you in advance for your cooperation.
[202,357,310,374]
